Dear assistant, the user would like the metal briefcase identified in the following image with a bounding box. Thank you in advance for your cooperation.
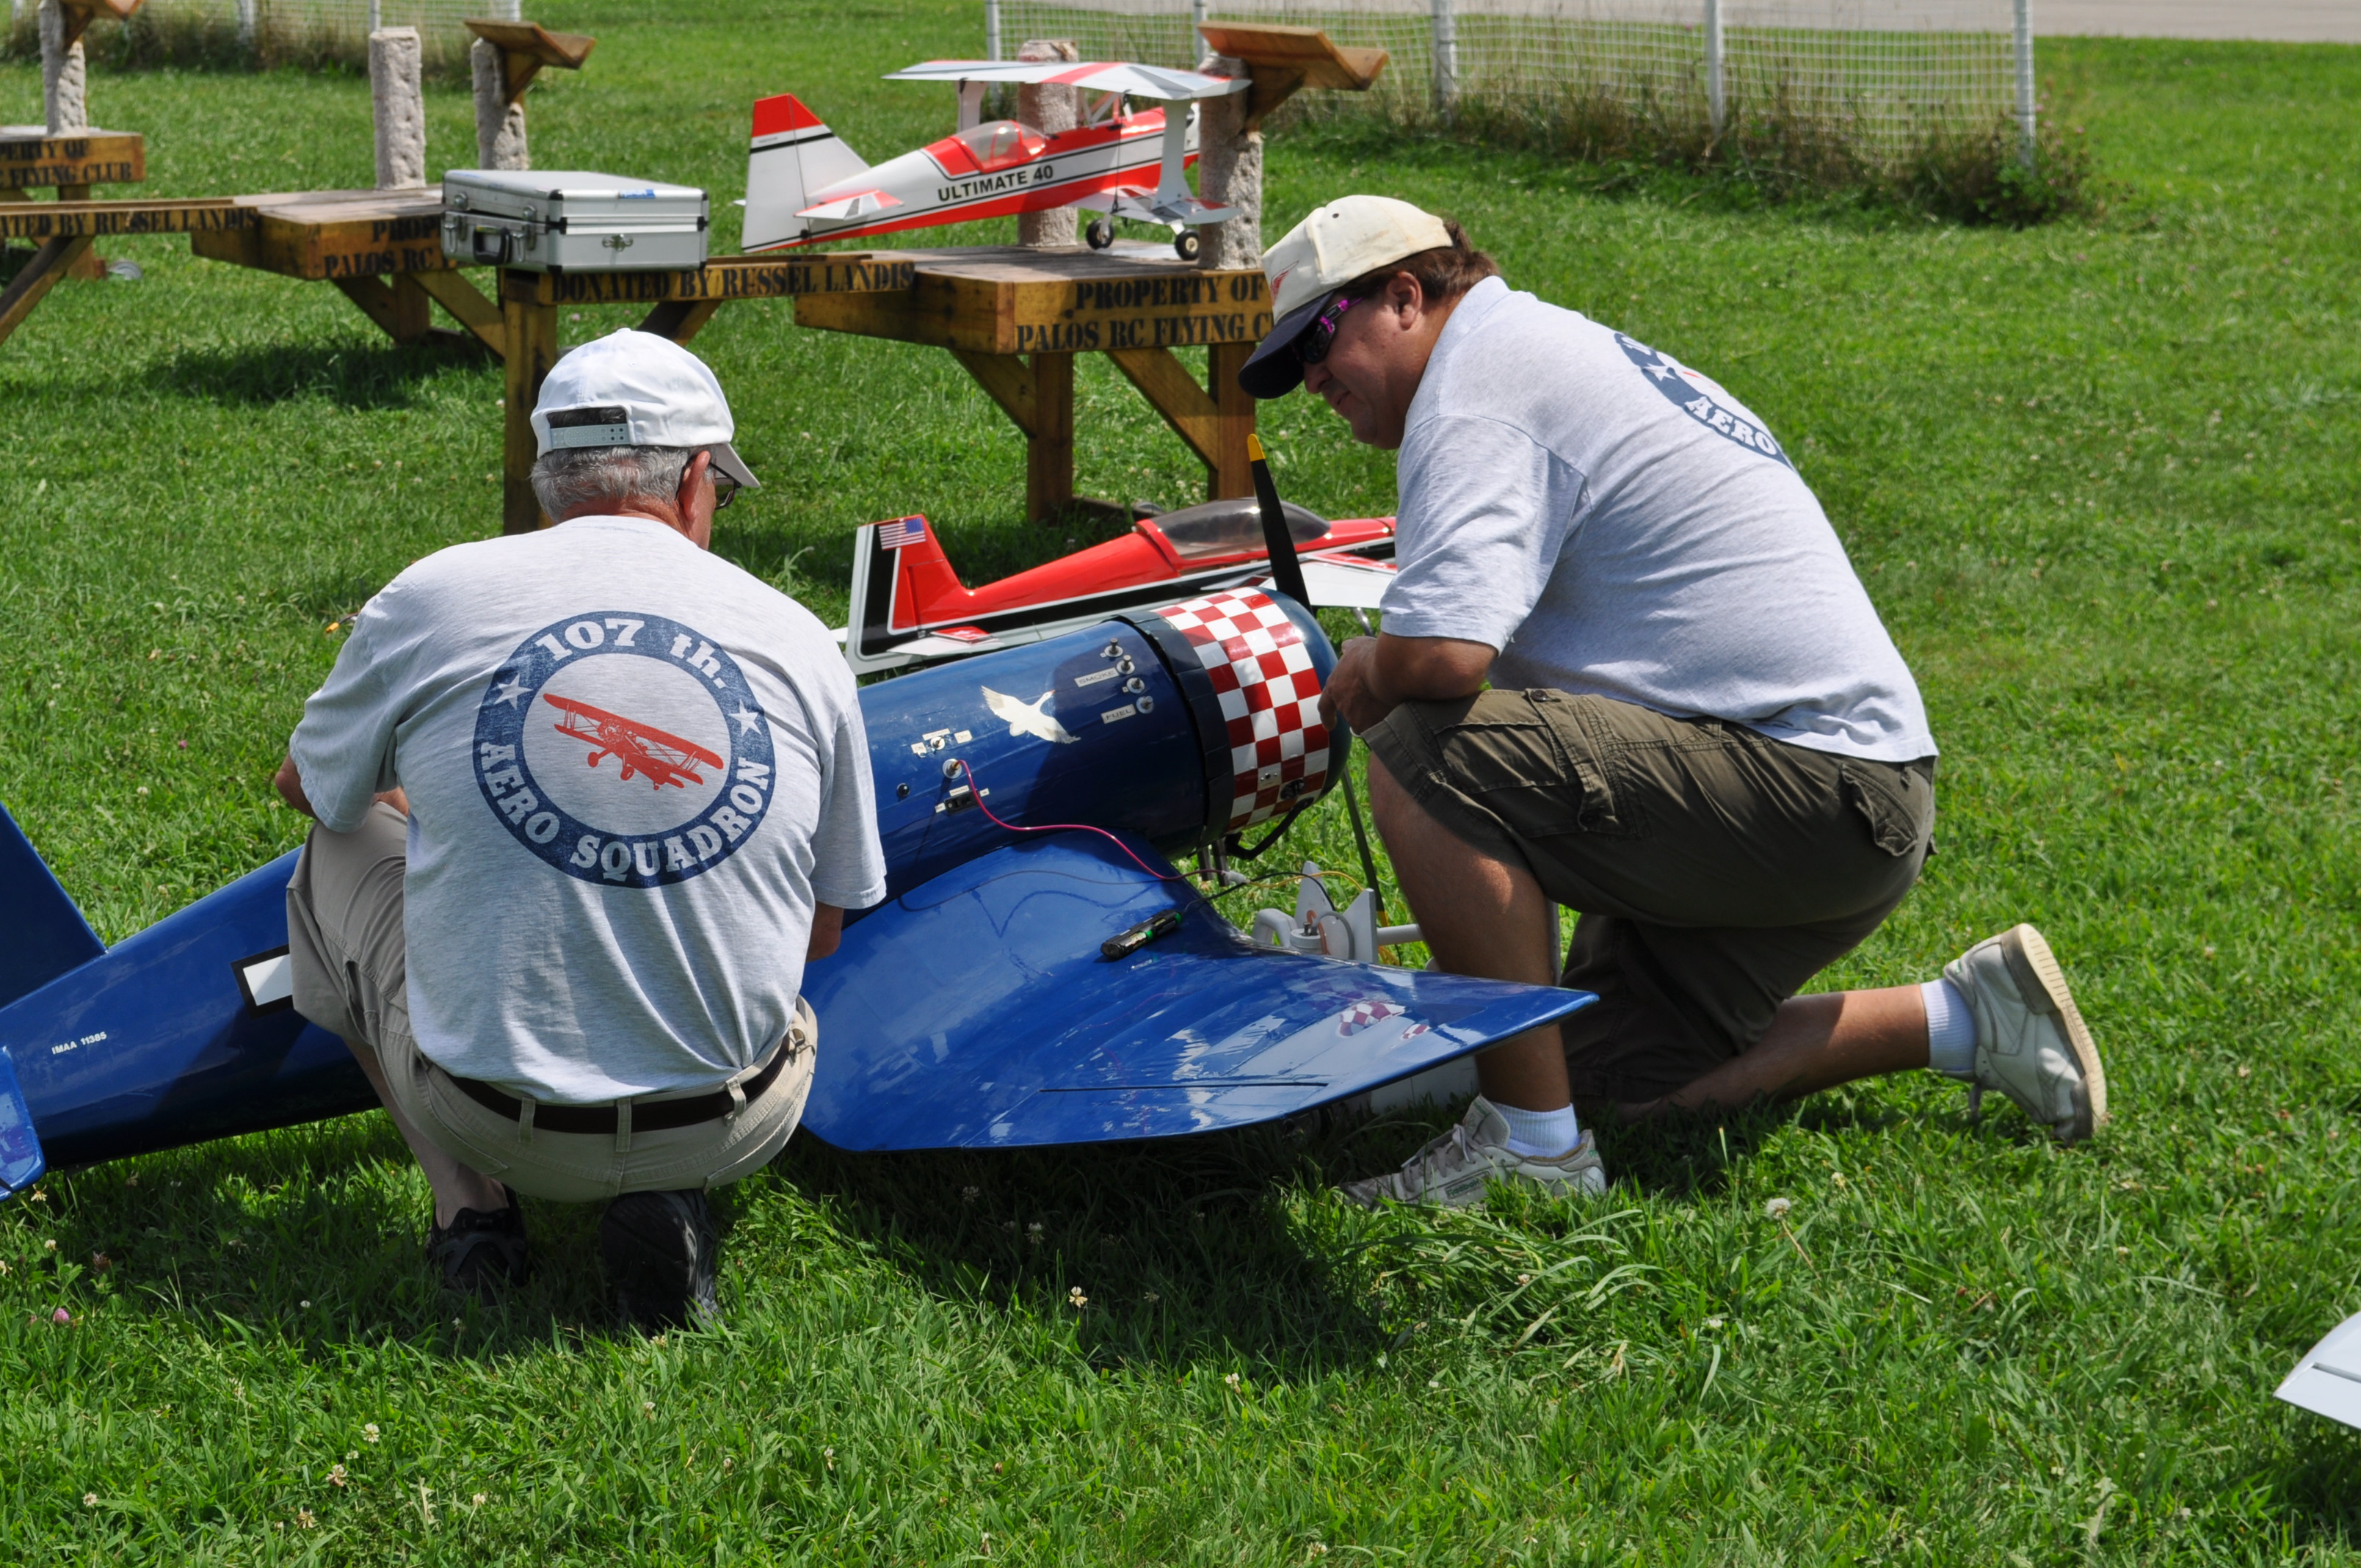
[439,170,709,273]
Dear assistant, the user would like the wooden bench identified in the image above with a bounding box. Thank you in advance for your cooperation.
[0,193,246,344]
[0,124,145,305]
[795,244,1272,521]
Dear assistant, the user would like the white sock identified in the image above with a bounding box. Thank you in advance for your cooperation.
[1922,978,1978,1078]
[1493,1100,1581,1158]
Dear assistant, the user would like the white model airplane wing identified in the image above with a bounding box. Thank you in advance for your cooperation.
[982,687,1078,745]
[1294,553,1396,611]
[885,59,1248,101]
[2279,1308,2361,1430]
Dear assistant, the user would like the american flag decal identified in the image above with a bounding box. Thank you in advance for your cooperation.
[875,516,929,551]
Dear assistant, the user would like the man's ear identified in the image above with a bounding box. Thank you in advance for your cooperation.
[1386,269,1426,324]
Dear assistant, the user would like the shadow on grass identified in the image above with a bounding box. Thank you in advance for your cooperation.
[775,1119,1401,1375]
[150,338,487,412]
[36,1115,617,1354]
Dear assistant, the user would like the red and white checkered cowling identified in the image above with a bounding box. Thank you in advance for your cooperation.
[1151,588,1333,830]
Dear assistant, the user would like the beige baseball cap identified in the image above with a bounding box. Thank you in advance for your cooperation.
[1238,195,1454,399]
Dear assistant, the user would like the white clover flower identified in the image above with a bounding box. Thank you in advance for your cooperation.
[1704,1317,1724,1330]
[361,1423,380,1443]
[82,1493,97,1507]
[1224,1371,1241,1388]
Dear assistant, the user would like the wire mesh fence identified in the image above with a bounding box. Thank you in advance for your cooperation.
[5,0,513,72]
[996,0,2028,175]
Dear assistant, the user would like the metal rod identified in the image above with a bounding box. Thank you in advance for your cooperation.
[2012,0,2037,168]
[1704,0,1724,142]
[1429,0,1457,122]
[1341,764,1388,926]
[985,0,1002,62]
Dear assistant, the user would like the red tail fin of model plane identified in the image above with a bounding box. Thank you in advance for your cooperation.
[880,516,979,633]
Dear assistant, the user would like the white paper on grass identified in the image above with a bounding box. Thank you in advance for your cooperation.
[2277,1309,2361,1430]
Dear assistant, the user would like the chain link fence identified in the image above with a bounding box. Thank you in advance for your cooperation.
[995,0,2031,175]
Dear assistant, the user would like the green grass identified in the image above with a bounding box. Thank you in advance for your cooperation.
[4,9,2361,1561]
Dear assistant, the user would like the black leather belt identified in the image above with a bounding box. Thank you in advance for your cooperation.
[448,1037,795,1135]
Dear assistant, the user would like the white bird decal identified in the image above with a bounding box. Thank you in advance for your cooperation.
[982,686,1077,745]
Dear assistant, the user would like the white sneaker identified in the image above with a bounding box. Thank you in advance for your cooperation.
[1944,923,2108,1143]
[1340,1097,1608,1210]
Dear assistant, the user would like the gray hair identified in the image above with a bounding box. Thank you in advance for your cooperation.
[529,444,699,518]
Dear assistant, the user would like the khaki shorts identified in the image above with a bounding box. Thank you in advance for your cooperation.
[1363,690,1934,1103]
[285,803,816,1202]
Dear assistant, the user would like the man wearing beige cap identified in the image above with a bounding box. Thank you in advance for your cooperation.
[272,329,885,1323]
[1238,196,2108,1208]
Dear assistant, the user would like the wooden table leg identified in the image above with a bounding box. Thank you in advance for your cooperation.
[0,234,95,346]
[58,184,106,280]
[500,269,559,534]
[332,275,434,344]
[637,298,725,344]
[1206,342,1255,502]
[1026,352,1074,523]
[413,269,506,358]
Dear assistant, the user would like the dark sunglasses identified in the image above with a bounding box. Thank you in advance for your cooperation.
[1292,292,1357,367]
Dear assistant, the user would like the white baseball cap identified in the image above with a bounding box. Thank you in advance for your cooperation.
[1238,195,1454,399]
[531,327,761,491]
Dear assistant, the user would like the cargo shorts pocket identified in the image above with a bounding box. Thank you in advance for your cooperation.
[1432,690,1627,839]
[1840,761,1934,857]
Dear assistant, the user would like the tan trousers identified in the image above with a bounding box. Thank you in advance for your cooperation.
[285,803,816,1202]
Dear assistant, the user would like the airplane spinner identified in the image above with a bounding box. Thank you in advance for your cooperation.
[0,590,1592,1197]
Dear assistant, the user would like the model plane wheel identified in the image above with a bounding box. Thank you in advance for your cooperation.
[1085,218,1116,250]
[1172,228,1200,261]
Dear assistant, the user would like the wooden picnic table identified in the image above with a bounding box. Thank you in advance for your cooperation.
[183,186,919,530]
[794,244,1273,521]
[0,125,146,323]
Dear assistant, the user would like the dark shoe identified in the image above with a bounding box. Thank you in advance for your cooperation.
[600,1189,719,1332]
[428,1185,527,1299]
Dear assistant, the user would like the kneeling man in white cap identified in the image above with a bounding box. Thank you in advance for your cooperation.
[272,329,885,1326]
[1236,197,2108,1208]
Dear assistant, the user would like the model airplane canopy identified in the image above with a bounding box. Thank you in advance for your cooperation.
[882,59,1248,101]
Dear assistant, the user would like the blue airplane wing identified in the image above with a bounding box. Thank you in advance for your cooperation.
[799,832,1594,1150]
[0,847,373,1174]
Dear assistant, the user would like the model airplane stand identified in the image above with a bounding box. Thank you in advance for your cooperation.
[797,242,1269,522]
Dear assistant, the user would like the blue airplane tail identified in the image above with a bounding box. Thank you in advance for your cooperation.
[0,804,104,1012]
[0,805,90,1194]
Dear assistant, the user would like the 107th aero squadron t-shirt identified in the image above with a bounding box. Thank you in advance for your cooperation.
[289,515,888,1106]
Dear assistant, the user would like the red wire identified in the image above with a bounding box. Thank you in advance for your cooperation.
[952,758,1194,884]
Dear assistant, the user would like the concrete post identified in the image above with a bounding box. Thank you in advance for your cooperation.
[1016,39,1080,249]
[39,0,87,135]
[472,37,529,170]
[1192,54,1261,271]
[370,28,427,189]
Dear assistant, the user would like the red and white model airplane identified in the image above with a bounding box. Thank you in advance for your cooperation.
[841,497,1399,674]
[741,58,1249,258]
[543,694,725,791]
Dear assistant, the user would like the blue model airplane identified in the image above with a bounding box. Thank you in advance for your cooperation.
[0,588,1592,1198]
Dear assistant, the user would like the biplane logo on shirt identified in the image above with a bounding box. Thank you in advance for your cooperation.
[473,611,775,888]
[1616,332,1794,469]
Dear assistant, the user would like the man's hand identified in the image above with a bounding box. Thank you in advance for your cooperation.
[1319,634,1495,733]
[272,757,405,821]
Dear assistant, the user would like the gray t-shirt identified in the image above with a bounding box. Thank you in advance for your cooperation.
[289,515,888,1103]
[1382,277,1934,763]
